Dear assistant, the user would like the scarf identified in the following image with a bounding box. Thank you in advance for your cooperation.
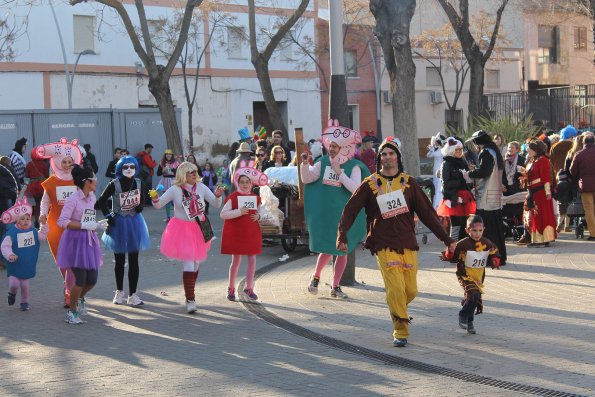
[504,154,518,185]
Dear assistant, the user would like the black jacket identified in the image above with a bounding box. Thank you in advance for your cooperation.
[0,164,20,200]
[440,156,470,202]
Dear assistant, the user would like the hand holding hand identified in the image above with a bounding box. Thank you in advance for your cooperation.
[39,215,47,224]
[214,186,225,198]
[8,254,17,262]
[491,257,501,269]
[81,221,99,231]
[107,216,116,227]
[97,220,109,231]
[337,242,348,253]
[448,242,457,253]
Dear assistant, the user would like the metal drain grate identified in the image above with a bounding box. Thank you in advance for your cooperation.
[239,257,585,397]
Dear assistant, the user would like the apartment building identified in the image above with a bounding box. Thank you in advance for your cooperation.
[0,1,323,159]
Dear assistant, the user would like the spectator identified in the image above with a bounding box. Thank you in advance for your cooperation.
[136,144,157,205]
[254,147,267,172]
[9,137,27,185]
[266,130,291,161]
[83,143,99,173]
[493,133,507,157]
[263,145,288,171]
[105,147,122,179]
[185,154,203,178]
[229,142,253,182]
[121,148,129,156]
[359,136,377,174]
[24,148,50,227]
[569,133,595,240]
[201,162,217,215]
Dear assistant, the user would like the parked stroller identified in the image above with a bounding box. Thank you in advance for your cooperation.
[502,191,527,241]
[566,192,587,239]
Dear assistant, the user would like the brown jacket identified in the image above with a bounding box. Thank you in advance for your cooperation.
[570,143,595,192]
[337,172,453,254]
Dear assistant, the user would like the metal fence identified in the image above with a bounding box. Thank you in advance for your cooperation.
[485,84,595,130]
[0,108,181,190]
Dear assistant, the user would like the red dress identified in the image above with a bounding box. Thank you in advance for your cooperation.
[221,191,262,255]
[527,156,557,243]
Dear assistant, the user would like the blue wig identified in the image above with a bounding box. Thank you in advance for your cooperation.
[115,155,139,178]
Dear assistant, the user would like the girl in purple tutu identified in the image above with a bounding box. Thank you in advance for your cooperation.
[150,161,224,314]
[57,165,105,324]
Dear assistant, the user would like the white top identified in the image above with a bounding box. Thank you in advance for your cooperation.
[152,183,222,220]
[300,161,361,194]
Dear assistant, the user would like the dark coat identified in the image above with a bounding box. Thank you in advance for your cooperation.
[570,143,595,193]
[440,156,471,202]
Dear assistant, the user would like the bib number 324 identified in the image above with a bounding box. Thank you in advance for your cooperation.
[377,189,409,219]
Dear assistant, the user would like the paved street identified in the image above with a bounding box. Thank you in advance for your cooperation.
[1,205,593,396]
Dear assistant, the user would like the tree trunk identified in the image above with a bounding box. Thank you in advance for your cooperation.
[252,57,287,135]
[467,56,485,130]
[148,70,183,154]
[370,0,419,175]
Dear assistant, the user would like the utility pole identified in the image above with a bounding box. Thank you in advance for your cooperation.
[328,0,356,286]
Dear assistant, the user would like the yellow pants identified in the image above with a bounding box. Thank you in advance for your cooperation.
[582,192,595,237]
[376,248,418,339]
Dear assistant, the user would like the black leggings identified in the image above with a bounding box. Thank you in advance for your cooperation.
[71,268,99,287]
[114,252,139,294]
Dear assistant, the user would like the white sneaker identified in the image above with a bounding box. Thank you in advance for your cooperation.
[78,298,88,315]
[186,300,197,313]
[113,290,125,305]
[64,310,84,324]
[330,286,348,299]
[127,293,144,307]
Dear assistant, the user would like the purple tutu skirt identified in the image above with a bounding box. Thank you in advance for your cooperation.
[160,217,211,261]
[56,229,103,270]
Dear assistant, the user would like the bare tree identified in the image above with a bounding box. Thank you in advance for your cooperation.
[0,0,36,62]
[70,0,205,154]
[370,0,420,174]
[154,2,235,153]
[248,0,310,136]
[436,0,509,128]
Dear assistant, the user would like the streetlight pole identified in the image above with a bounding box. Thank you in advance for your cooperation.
[49,2,72,108]
[68,49,96,108]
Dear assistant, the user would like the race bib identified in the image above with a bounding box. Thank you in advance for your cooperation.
[464,250,489,268]
[119,189,141,211]
[238,196,257,210]
[56,186,77,204]
[17,231,35,249]
[322,166,341,187]
[182,195,205,219]
[377,189,409,219]
[80,208,96,229]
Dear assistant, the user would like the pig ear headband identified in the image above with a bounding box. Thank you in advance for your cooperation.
[2,198,32,224]
[35,138,83,174]
[234,162,269,188]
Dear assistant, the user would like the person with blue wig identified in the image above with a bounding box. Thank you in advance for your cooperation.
[96,155,150,307]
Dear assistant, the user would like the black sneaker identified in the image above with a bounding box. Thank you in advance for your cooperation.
[458,315,468,329]
[392,338,408,347]
[467,322,476,334]
[307,276,320,295]
[8,292,16,306]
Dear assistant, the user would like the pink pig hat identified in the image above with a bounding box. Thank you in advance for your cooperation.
[34,137,83,180]
[321,119,362,165]
[2,198,33,224]
[234,159,268,189]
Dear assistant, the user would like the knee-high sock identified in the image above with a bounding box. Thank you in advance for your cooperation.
[128,252,140,294]
[332,255,348,288]
[182,272,195,301]
[228,255,242,290]
[313,253,332,278]
[8,276,18,295]
[20,279,29,303]
[245,255,256,290]
[114,253,126,291]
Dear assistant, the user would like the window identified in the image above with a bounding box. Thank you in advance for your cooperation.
[73,15,95,53]
[574,26,587,51]
[227,26,245,59]
[280,31,295,61]
[148,19,170,57]
[538,25,559,64]
[344,50,358,77]
[426,67,441,87]
[485,69,500,89]
[348,104,360,131]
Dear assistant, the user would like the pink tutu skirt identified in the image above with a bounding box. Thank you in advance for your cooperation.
[160,217,211,261]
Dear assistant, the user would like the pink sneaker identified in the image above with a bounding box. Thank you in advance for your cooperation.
[243,288,258,300]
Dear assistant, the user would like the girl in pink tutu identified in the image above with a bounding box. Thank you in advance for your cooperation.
[150,161,224,313]
[220,161,269,301]
[56,165,105,324]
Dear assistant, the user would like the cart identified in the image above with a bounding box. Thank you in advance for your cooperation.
[259,183,309,253]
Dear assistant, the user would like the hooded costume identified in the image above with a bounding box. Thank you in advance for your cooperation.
[427,132,446,208]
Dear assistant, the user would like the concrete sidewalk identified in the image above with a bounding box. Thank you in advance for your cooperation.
[255,231,595,396]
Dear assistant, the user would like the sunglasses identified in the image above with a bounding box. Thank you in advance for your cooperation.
[274,151,284,154]
[122,165,136,170]
[257,153,266,157]
[186,170,198,175]
[83,177,97,182]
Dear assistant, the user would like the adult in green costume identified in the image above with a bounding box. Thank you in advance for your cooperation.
[300,120,369,299]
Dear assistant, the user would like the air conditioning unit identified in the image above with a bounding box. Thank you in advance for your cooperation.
[382,91,391,104]
[430,91,443,104]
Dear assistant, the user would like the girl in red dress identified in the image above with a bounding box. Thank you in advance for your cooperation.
[220,160,269,301]
[523,140,557,247]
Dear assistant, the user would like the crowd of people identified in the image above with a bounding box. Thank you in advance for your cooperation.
[1,122,593,349]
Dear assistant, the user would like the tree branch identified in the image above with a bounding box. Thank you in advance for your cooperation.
[483,0,509,63]
[261,0,310,61]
